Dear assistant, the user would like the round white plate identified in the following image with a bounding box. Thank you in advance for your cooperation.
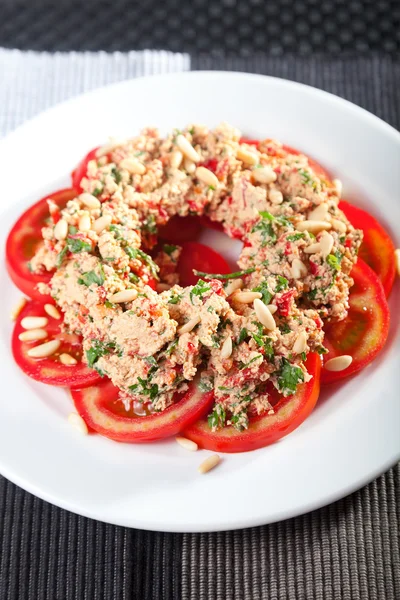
[0,72,399,532]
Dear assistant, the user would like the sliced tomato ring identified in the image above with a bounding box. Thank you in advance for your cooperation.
[158,215,202,245]
[322,259,390,384]
[183,353,321,453]
[6,188,77,302]
[177,241,231,287]
[71,377,214,442]
[339,200,396,297]
[71,147,100,192]
[12,300,101,388]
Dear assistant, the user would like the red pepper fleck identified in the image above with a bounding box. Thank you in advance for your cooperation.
[209,279,224,295]
[309,260,319,276]
[276,289,296,317]
[345,238,352,248]
[187,341,196,354]
[284,241,292,256]
[201,158,218,173]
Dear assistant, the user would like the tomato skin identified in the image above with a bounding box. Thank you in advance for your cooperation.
[71,147,100,192]
[5,188,77,302]
[183,353,321,453]
[12,301,101,388]
[177,242,231,287]
[158,215,203,245]
[322,259,390,384]
[72,377,214,443]
[339,200,396,297]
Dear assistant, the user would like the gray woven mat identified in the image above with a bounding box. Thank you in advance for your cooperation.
[0,50,399,600]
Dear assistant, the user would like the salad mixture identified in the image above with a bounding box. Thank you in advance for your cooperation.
[6,124,396,458]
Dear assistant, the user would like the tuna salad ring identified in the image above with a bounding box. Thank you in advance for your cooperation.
[7,123,395,455]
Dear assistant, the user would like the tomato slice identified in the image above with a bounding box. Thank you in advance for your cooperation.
[158,215,202,245]
[6,188,77,302]
[177,242,231,287]
[71,377,214,442]
[12,300,101,388]
[71,147,100,192]
[339,200,396,297]
[183,353,321,453]
[322,259,390,384]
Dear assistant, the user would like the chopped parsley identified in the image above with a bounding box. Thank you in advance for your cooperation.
[239,354,263,370]
[56,245,68,268]
[307,288,319,301]
[230,412,249,432]
[111,167,122,184]
[193,267,256,280]
[163,244,178,257]
[164,338,178,356]
[77,269,105,287]
[66,237,91,254]
[275,275,289,292]
[168,291,183,304]
[238,328,249,344]
[189,279,211,305]
[109,224,124,240]
[143,356,158,367]
[207,404,226,430]
[298,169,314,186]
[315,345,328,355]
[326,253,341,271]
[251,211,292,246]
[86,340,118,371]
[129,377,159,401]
[276,359,304,396]
[287,232,305,242]
[125,247,159,278]
[68,225,78,235]
[92,186,103,197]
[279,322,291,334]
[142,215,157,235]
[199,377,214,393]
[252,282,273,304]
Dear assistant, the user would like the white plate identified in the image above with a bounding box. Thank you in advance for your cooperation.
[0,72,399,533]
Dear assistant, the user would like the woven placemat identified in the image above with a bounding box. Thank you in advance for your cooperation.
[0,50,399,599]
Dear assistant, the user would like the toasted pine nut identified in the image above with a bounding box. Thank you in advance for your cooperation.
[395,249,400,277]
[291,258,308,279]
[308,203,329,221]
[324,355,353,372]
[269,189,283,204]
[18,328,48,342]
[53,219,68,241]
[178,315,200,335]
[198,454,221,474]
[195,166,219,188]
[68,412,88,435]
[79,193,101,209]
[296,220,332,234]
[120,157,146,175]
[170,150,183,169]
[266,304,278,314]
[220,336,233,359]
[93,214,112,234]
[59,353,78,366]
[78,213,91,232]
[109,289,138,303]
[304,242,322,254]
[44,304,61,320]
[319,231,334,257]
[293,331,307,355]
[224,278,243,296]
[176,135,200,162]
[254,299,276,330]
[233,291,262,303]
[237,147,258,165]
[252,165,277,184]
[27,339,61,358]
[10,297,27,321]
[175,436,198,452]
[333,178,343,197]
[184,157,196,174]
[331,218,347,233]
[21,316,48,330]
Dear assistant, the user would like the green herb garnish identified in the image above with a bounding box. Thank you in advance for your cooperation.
[276,359,304,396]
[193,268,256,280]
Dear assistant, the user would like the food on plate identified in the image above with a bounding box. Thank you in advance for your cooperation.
[7,123,395,456]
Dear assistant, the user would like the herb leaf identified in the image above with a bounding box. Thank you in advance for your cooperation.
[276,359,304,396]
[207,404,226,430]
[78,269,105,287]
[67,237,92,254]
[193,267,256,280]
[189,279,211,305]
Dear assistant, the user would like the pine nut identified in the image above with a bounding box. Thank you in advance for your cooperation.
[109,289,138,303]
[53,219,68,241]
[176,135,200,162]
[220,336,233,359]
[331,218,347,233]
[68,412,88,435]
[195,166,219,188]
[324,355,353,372]
[293,331,307,354]
[21,316,48,330]
[178,315,200,335]
[93,214,112,234]
[59,353,78,365]
[296,220,332,234]
[308,203,329,221]
[184,158,196,174]
[267,304,278,314]
[254,298,276,330]
[27,339,61,358]
[18,328,48,342]
[269,189,283,204]
[10,297,27,321]
[198,454,221,474]
[319,231,334,257]
[291,258,308,279]
[233,291,262,303]
[44,304,61,320]
[224,278,243,296]
[170,150,183,169]
[333,178,343,197]
[79,193,101,209]
[78,213,91,232]
[395,249,400,276]
[304,242,322,254]
[175,436,198,452]
[252,165,277,184]
[120,157,146,175]
[237,147,258,165]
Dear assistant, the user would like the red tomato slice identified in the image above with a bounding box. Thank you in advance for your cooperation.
[322,259,390,384]
[158,215,202,245]
[183,353,321,453]
[71,377,214,443]
[6,189,77,302]
[339,200,396,297]
[71,147,100,192]
[239,138,260,146]
[177,242,231,287]
[12,300,101,388]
